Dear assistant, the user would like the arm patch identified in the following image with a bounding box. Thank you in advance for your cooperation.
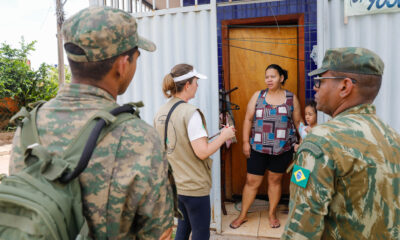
[297,141,323,158]
[287,141,323,173]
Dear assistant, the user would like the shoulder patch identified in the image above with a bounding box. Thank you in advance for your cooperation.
[298,141,323,157]
[290,164,310,188]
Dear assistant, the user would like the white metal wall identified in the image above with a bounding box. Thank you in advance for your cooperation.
[90,1,222,232]
[317,0,400,133]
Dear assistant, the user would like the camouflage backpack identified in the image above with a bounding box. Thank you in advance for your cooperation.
[0,102,140,239]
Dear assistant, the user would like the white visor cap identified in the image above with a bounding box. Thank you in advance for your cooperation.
[173,69,208,82]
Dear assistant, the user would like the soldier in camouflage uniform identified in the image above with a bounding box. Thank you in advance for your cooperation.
[9,6,174,239]
[281,47,400,239]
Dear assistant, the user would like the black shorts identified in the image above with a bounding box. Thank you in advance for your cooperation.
[247,148,294,175]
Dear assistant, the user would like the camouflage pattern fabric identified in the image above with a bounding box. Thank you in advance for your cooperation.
[62,6,156,62]
[308,47,384,76]
[282,104,400,240]
[10,84,174,239]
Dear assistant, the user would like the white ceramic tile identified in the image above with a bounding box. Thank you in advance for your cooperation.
[222,211,260,237]
[258,209,288,239]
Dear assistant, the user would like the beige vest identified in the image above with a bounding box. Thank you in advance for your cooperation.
[154,98,212,196]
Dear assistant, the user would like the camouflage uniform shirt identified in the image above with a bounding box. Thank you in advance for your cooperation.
[10,84,174,239]
[282,104,400,240]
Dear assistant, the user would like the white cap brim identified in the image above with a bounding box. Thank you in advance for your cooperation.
[173,69,208,82]
[195,72,207,79]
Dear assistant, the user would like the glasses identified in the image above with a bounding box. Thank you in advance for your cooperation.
[313,76,357,88]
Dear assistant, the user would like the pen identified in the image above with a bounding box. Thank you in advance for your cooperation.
[208,124,229,140]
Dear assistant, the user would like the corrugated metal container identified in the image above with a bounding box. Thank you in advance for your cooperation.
[317,0,400,133]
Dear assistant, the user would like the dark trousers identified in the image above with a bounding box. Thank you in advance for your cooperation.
[175,195,210,240]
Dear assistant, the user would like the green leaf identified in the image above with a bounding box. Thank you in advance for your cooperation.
[0,38,71,130]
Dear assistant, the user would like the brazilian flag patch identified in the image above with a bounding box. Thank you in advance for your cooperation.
[291,164,310,188]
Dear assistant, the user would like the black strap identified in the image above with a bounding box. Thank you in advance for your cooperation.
[59,104,136,183]
[164,101,185,150]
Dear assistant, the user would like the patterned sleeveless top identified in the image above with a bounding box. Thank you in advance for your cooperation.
[250,89,297,155]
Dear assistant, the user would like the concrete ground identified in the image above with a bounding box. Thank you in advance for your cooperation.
[0,144,11,176]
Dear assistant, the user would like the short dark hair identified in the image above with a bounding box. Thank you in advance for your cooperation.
[330,71,382,102]
[265,64,289,85]
[305,100,317,113]
[65,43,138,81]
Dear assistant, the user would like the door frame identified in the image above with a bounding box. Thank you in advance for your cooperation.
[221,14,305,199]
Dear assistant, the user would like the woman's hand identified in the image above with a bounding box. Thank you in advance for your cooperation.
[243,142,251,158]
[220,125,236,141]
[191,125,235,160]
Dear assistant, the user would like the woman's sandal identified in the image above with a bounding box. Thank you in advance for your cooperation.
[229,219,248,229]
[269,218,280,228]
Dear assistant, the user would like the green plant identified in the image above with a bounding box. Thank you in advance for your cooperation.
[0,39,61,108]
[48,64,72,84]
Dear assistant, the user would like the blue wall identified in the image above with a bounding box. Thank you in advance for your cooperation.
[215,0,317,102]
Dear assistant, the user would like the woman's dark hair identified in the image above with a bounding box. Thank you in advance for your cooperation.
[162,64,195,98]
[265,64,288,85]
[305,100,317,114]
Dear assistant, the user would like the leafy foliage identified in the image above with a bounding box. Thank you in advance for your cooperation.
[48,64,71,85]
[0,38,71,131]
[0,39,70,108]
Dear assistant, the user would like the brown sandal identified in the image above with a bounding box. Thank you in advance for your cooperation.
[269,218,280,228]
[229,219,248,229]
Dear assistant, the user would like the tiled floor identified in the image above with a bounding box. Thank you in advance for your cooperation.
[220,201,288,239]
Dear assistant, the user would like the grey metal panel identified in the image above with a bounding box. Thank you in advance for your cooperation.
[88,0,221,232]
[118,10,215,124]
[318,0,400,133]
[116,4,222,232]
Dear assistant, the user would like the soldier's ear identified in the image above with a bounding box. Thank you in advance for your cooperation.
[339,78,354,98]
[115,55,130,76]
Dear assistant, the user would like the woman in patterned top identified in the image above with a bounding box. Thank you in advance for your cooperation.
[230,64,303,229]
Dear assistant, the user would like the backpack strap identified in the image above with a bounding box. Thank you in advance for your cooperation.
[58,104,137,183]
[164,100,185,150]
[163,100,185,219]
[9,102,140,239]
[18,102,46,149]
[15,102,139,183]
[10,107,30,124]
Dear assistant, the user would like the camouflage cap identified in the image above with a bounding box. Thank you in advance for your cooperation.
[308,47,384,76]
[62,6,156,62]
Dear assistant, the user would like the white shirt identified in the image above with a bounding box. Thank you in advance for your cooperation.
[188,111,208,141]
